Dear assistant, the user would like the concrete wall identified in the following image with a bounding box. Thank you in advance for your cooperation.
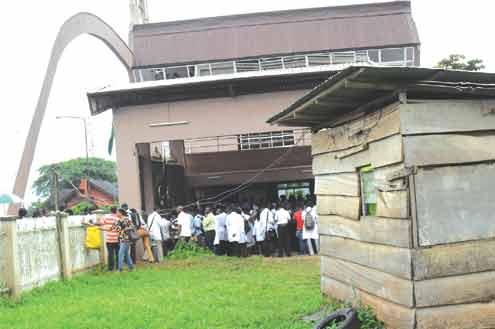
[0,215,103,296]
[113,89,308,209]
[315,99,495,329]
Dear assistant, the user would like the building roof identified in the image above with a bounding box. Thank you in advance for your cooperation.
[131,1,419,68]
[87,64,354,114]
[59,179,118,204]
[267,66,495,129]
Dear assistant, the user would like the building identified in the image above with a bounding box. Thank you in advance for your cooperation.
[60,178,118,209]
[88,1,420,212]
[267,65,495,329]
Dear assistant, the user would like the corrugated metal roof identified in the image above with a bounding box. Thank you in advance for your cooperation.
[267,66,495,129]
[131,1,419,67]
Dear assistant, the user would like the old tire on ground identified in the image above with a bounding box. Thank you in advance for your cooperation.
[315,308,361,329]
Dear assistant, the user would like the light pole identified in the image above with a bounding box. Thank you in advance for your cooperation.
[56,116,90,202]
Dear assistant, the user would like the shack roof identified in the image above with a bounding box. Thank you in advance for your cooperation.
[132,1,419,68]
[267,66,495,129]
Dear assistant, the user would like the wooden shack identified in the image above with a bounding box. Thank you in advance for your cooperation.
[267,66,495,329]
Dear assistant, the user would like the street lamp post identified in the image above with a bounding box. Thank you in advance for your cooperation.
[56,116,90,202]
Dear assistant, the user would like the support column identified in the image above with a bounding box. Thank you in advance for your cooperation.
[55,212,72,280]
[1,216,21,299]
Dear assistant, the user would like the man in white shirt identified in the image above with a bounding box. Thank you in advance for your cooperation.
[226,206,244,257]
[302,202,319,256]
[147,209,164,263]
[275,203,292,257]
[259,203,275,257]
[176,206,193,242]
[214,205,228,255]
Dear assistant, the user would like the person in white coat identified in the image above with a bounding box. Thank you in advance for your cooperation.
[226,206,245,257]
[275,203,292,257]
[253,209,266,256]
[259,203,275,257]
[214,206,228,255]
[302,202,319,255]
[176,206,193,242]
[147,209,163,263]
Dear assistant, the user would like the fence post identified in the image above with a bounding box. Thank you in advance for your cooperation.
[55,211,72,280]
[93,210,107,268]
[1,216,21,300]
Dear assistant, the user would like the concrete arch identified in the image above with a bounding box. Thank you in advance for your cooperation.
[11,13,134,209]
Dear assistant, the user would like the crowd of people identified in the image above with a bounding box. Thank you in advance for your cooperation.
[98,198,319,272]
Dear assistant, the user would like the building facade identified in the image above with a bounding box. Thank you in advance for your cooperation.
[88,1,420,212]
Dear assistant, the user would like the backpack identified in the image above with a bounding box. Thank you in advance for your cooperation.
[304,211,315,230]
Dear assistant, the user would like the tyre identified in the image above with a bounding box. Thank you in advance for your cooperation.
[315,308,361,329]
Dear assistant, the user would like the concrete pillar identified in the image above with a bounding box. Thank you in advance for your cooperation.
[93,210,107,267]
[1,216,21,299]
[55,212,72,280]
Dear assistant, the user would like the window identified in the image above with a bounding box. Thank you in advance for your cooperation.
[236,59,260,72]
[260,57,283,70]
[308,53,331,66]
[360,165,377,216]
[197,64,211,76]
[367,49,380,63]
[211,61,235,75]
[277,182,311,200]
[381,48,405,63]
[283,55,306,68]
[238,130,295,151]
[165,66,189,79]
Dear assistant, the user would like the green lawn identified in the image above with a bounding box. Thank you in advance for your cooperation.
[0,256,325,329]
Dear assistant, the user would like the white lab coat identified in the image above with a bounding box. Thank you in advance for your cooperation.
[177,211,193,237]
[275,208,291,225]
[253,219,266,242]
[214,212,228,245]
[147,211,163,241]
[260,208,275,231]
[226,212,244,243]
[302,206,318,240]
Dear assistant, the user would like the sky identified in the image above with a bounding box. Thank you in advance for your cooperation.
[0,0,493,205]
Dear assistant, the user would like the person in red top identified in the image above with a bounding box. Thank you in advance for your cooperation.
[293,204,306,255]
[100,206,120,271]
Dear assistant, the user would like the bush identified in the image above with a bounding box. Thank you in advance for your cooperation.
[166,240,212,260]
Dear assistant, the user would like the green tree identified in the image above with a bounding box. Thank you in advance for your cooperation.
[436,54,485,71]
[32,157,117,199]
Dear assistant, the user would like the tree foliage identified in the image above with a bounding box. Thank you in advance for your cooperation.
[32,157,117,199]
[436,54,485,71]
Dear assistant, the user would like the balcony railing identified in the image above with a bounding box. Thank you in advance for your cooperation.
[133,46,416,82]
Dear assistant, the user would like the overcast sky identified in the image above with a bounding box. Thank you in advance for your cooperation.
[0,0,493,204]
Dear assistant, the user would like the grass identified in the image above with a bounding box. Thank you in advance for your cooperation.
[0,253,384,329]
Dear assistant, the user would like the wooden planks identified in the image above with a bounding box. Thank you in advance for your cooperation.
[360,216,411,248]
[317,195,360,220]
[313,134,403,175]
[415,163,495,246]
[415,270,495,307]
[404,133,495,167]
[321,256,414,306]
[319,215,360,240]
[312,104,400,155]
[321,276,415,329]
[376,189,409,219]
[320,236,412,279]
[315,173,359,196]
[400,100,495,135]
[413,239,495,280]
[416,302,495,329]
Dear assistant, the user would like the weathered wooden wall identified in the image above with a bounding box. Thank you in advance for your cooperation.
[403,100,495,329]
[314,105,416,329]
[316,99,495,329]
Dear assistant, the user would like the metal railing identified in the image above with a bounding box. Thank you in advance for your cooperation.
[134,47,416,82]
[184,128,311,154]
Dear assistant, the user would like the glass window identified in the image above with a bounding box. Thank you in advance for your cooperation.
[239,130,295,150]
[197,64,211,76]
[211,61,235,75]
[236,59,260,72]
[381,48,405,63]
[283,55,307,68]
[165,66,189,79]
[360,165,377,216]
[367,49,380,63]
[260,57,283,70]
[406,47,415,61]
[308,53,331,66]
[153,69,165,80]
[277,182,311,200]
[332,52,355,64]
